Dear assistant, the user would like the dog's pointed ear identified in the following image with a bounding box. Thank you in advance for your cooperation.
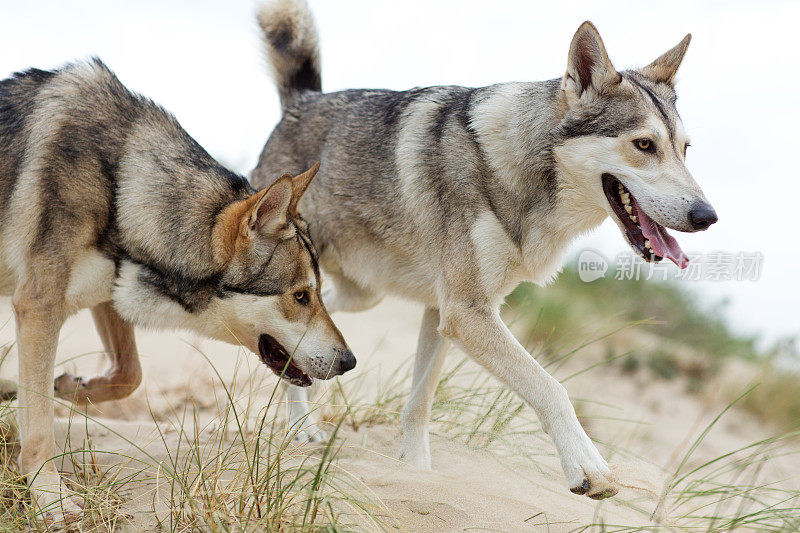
[212,176,293,266]
[289,162,320,218]
[641,34,691,85]
[562,21,621,102]
[247,175,293,235]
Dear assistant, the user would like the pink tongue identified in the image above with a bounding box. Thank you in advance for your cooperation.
[635,204,689,269]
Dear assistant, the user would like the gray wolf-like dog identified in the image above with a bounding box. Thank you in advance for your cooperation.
[252,0,717,499]
[0,58,356,516]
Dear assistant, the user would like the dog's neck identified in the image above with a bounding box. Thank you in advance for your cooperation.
[471,80,608,285]
[111,120,255,281]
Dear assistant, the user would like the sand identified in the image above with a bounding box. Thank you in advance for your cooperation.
[0,297,797,531]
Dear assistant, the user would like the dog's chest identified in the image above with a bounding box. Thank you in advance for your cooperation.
[470,211,529,301]
[65,251,116,311]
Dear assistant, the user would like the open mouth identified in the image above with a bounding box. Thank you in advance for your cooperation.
[258,334,312,387]
[602,174,689,269]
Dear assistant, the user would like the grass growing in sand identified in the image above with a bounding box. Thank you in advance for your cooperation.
[0,347,387,532]
[1,355,799,531]
[331,361,800,531]
[325,332,800,530]
[573,389,800,532]
[0,272,798,531]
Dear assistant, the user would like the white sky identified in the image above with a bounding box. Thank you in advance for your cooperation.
[1,0,797,345]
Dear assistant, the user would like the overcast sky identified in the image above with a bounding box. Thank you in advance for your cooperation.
[1,0,797,345]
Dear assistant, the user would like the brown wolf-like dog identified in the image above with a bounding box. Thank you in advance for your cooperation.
[0,58,355,517]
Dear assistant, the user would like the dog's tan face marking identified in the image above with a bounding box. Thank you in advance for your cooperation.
[276,265,346,352]
[276,267,316,324]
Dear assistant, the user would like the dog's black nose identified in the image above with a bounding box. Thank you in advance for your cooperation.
[339,350,356,373]
[689,202,718,230]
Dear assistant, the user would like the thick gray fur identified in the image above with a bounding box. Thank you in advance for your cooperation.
[251,0,715,498]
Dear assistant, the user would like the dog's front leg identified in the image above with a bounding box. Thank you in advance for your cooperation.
[285,382,327,443]
[14,284,82,517]
[281,272,383,443]
[399,307,450,469]
[438,301,618,500]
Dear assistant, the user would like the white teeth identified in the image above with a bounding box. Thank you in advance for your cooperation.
[616,183,640,226]
[645,239,651,249]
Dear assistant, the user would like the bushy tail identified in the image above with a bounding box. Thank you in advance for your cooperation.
[257,0,322,109]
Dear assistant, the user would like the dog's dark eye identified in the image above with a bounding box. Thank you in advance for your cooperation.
[294,290,310,305]
[634,139,654,152]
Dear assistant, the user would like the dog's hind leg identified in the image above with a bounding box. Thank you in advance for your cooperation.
[14,276,82,517]
[438,300,619,500]
[54,302,141,403]
[399,307,450,469]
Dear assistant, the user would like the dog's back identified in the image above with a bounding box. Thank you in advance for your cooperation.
[0,62,131,299]
[251,1,560,304]
[0,68,56,215]
[0,60,253,287]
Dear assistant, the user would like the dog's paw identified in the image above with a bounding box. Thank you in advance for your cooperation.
[398,437,432,470]
[398,449,431,470]
[569,476,618,500]
[53,372,87,398]
[291,424,328,444]
[45,494,83,525]
[558,433,619,500]
[29,471,84,523]
[287,413,329,444]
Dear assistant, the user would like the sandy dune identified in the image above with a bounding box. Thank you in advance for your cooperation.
[0,297,797,531]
